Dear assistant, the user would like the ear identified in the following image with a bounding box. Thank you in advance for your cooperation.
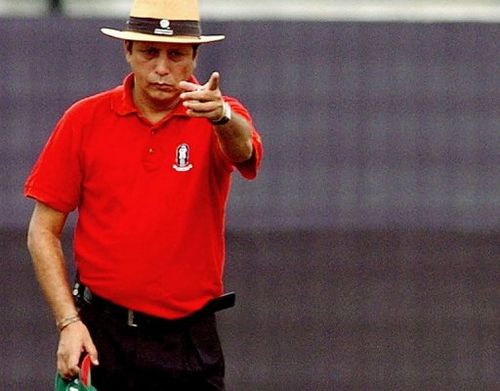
[192,45,199,69]
[123,41,132,64]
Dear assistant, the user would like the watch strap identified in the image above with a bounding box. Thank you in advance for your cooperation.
[211,101,232,125]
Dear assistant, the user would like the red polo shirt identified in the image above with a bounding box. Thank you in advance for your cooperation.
[25,74,262,319]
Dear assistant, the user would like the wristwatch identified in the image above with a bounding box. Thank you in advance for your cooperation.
[211,101,232,125]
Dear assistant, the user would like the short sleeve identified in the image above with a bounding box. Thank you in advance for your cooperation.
[24,108,84,212]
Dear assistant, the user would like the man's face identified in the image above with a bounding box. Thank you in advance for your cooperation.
[125,41,197,108]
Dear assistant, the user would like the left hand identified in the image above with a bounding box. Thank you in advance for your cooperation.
[179,72,225,122]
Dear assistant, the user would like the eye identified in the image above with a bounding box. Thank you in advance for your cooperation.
[168,49,188,61]
[140,47,158,58]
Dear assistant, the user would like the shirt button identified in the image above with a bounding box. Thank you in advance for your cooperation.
[148,148,154,154]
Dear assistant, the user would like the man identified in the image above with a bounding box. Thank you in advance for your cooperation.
[24,0,262,389]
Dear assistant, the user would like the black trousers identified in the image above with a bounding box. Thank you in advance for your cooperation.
[79,301,225,391]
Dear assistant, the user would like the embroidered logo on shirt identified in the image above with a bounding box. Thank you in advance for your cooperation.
[173,143,193,172]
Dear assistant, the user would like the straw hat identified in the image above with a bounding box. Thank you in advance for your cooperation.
[101,0,225,44]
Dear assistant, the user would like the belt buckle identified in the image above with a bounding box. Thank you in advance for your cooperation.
[127,310,138,327]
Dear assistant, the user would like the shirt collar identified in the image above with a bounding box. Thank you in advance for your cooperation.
[111,73,200,118]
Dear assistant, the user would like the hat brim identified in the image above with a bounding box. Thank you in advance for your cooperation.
[101,28,225,44]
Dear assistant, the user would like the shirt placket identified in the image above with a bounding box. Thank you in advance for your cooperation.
[142,124,164,171]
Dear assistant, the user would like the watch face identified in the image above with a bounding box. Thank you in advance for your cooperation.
[212,117,229,125]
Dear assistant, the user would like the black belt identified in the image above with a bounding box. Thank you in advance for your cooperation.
[77,285,235,328]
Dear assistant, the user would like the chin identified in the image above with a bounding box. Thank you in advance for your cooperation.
[148,92,179,107]
[150,90,175,100]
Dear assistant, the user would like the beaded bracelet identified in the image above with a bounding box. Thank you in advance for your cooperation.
[56,314,81,333]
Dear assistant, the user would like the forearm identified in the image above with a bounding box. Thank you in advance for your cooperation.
[27,214,76,324]
[213,112,254,163]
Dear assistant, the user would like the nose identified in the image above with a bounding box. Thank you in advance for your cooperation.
[155,51,170,76]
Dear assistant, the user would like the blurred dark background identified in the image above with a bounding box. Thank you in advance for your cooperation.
[1,18,499,390]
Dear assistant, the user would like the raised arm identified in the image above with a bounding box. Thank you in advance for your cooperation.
[179,72,254,163]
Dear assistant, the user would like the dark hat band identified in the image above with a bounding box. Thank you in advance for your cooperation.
[127,17,201,37]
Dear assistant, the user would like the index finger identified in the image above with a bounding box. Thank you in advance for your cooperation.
[207,72,220,91]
